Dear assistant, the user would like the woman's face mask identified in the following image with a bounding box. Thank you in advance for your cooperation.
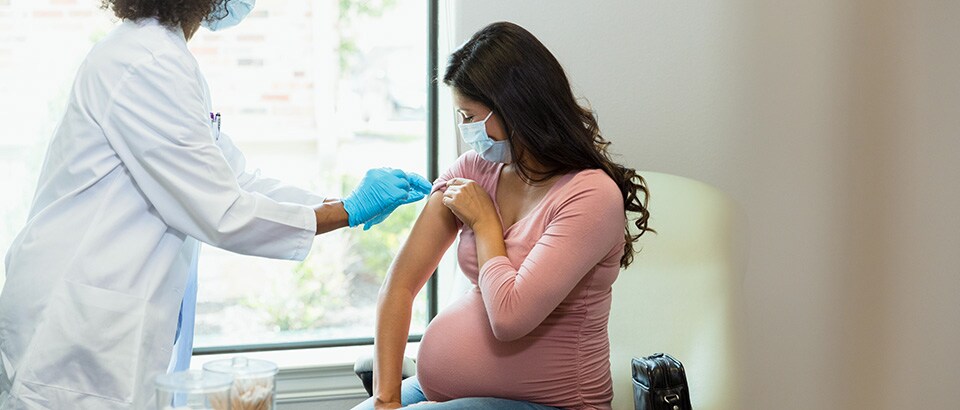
[458,111,512,164]
[202,0,256,32]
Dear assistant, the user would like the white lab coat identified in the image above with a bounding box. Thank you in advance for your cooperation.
[0,18,322,409]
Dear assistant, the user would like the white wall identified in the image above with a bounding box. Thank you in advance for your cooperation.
[867,1,960,408]
[451,0,960,409]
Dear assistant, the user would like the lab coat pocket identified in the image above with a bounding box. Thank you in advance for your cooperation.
[20,281,146,403]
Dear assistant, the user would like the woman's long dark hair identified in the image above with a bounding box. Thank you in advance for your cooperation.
[444,21,653,268]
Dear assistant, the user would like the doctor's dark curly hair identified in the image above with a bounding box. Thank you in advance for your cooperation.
[101,0,231,29]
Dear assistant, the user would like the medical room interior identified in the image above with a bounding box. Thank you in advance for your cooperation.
[0,0,958,409]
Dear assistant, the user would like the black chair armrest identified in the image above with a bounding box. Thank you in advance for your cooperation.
[354,353,417,397]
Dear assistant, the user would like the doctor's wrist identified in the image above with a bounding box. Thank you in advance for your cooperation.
[314,201,349,235]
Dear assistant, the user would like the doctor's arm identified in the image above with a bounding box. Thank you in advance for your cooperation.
[217,131,429,232]
[215,131,326,206]
[373,191,458,409]
[215,132,351,234]
[101,53,329,259]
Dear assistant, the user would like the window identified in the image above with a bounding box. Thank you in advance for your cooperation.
[0,0,438,353]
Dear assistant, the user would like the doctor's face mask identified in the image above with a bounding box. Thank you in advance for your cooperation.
[202,0,256,31]
[458,111,513,164]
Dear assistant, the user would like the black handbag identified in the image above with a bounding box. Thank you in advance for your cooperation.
[632,353,693,410]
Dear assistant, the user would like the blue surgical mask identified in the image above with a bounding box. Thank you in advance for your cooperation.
[458,111,512,164]
[202,0,256,32]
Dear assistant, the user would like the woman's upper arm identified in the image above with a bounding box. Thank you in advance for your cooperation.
[381,191,459,298]
[382,151,482,296]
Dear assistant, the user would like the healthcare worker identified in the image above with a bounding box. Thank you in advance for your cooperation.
[0,0,430,408]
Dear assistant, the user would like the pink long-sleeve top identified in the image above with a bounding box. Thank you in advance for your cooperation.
[417,152,626,410]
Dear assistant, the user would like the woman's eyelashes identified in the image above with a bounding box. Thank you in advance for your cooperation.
[458,111,475,123]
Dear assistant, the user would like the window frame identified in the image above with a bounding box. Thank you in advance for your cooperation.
[194,0,441,356]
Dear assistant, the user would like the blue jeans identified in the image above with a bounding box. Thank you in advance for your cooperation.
[351,376,563,410]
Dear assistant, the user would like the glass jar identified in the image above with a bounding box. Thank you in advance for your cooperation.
[155,370,233,410]
[203,357,278,410]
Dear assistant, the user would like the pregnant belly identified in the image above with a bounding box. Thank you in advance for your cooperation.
[416,289,585,405]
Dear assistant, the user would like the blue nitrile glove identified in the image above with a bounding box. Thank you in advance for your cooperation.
[405,171,433,200]
[343,169,432,230]
[361,171,432,230]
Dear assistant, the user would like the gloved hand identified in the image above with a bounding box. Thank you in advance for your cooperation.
[361,171,432,230]
[358,170,432,230]
[342,168,433,230]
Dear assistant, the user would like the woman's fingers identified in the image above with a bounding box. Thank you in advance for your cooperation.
[441,178,488,223]
[445,177,473,187]
[442,185,461,198]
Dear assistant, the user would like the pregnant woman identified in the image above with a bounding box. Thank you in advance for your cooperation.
[355,21,653,410]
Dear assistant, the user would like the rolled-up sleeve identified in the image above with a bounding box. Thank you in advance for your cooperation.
[430,152,489,230]
[431,160,462,197]
[99,52,315,261]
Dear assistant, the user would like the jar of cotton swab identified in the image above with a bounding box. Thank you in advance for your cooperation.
[155,369,233,409]
[203,357,278,410]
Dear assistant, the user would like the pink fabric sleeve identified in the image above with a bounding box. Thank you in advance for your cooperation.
[430,152,482,196]
[477,177,626,341]
[430,152,491,230]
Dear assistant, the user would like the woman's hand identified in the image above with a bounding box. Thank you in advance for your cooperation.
[441,178,501,233]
